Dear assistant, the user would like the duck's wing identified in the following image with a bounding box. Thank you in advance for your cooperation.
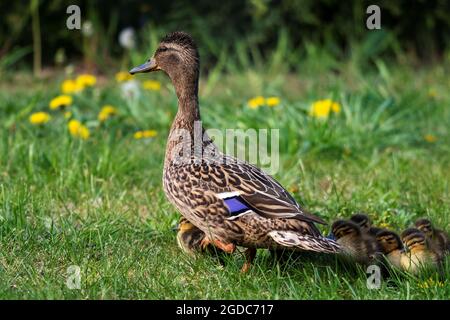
[199,156,326,225]
[269,231,341,253]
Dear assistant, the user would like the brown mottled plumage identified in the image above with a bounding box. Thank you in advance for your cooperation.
[375,229,406,270]
[376,228,441,274]
[350,213,382,237]
[130,31,341,270]
[331,220,381,265]
[400,228,441,274]
[415,218,449,256]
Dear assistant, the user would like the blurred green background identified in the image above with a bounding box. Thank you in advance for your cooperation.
[1,0,450,76]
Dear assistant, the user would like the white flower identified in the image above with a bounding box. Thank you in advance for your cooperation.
[119,27,136,49]
[82,20,94,37]
[120,80,141,100]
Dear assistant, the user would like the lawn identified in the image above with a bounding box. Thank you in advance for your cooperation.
[0,57,449,299]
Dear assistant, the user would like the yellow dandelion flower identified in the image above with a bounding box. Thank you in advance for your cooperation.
[331,101,341,113]
[428,88,437,98]
[424,134,437,143]
[418,282,429,289]
[61,79,83,94]
[419,278,445,289]
[115,71,133,82]
[142,80,161,91]
[309,99,341,119]
[68,119,90,140]
[142,130,157,138]
[309,100,331,118]
[378,222,393,229]
[49,95,73,110]
[287,185,299,193]
[247,96,265,109]
[266,96,280,107]
[68,119,81,135]
[76,74,97,87]
[134,130,157,139]
[78,125,90,140]
[98,105,118,122]
[29,112,51,125]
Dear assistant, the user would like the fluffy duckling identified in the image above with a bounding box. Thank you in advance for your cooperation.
[375,229,405,270]
[331,220,381,265]
[176,216,206,255]
[401,228,441,274]
[350,213,382,237]
[415,218,449,256]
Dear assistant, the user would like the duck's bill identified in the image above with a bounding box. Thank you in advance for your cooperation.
[129,58,159,74]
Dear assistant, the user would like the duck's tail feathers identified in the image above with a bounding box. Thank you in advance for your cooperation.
[268,231,342,254]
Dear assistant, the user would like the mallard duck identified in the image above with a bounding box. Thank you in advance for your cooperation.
[375,229,406,270]
[331,219,380,265]
[400,228,441,274]
[415,218,449,256]
[349,213,382,237]
[130,31,341,270]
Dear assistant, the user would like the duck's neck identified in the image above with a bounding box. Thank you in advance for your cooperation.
[171,72,201,131]
[165,77,204,165]
[172,94,201,131]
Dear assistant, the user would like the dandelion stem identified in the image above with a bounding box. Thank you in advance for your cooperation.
[30,0,42,77]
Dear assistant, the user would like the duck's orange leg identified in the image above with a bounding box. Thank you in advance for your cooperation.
[200,237,235,254]
[241,248,257,273]
[200,237,211,251]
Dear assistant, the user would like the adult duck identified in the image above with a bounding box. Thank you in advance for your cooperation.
[130,31,341,270]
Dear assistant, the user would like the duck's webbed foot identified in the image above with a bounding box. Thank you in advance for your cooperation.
[241,248,257,273]
[201,237,236,254]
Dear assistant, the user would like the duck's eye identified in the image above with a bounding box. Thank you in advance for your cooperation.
[157,47,168,53]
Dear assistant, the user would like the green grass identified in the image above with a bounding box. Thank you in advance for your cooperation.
[0,57,449,299]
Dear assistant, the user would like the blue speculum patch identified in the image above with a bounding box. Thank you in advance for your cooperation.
[326,233,336,240]
[223,197,250,216]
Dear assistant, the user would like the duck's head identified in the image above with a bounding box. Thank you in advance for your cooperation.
[350,213,372,231]
[177,216,197,233]
[375,229,403,254]
[331,220,361,240]
[401,228,427,252]
[129,31,199,96]
[414,218,433,238]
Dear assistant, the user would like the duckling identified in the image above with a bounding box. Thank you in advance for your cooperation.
[350,213,382,237]
[401,228,441,274]
[375,229,405,270]
[176,217,257,273]
[176,216,206,255]
[415,218,449,255]
[331,220,381,265]
[350,213,371,230]
[130,31,341,272]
